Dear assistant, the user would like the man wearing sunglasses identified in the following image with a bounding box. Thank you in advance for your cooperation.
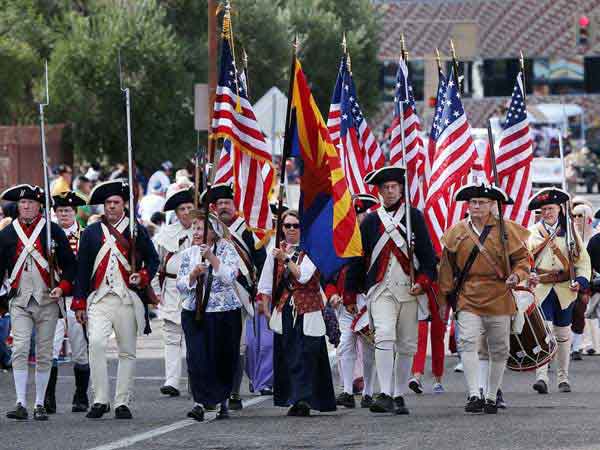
[345,166,437,415]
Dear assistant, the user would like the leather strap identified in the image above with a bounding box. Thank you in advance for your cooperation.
[463,224,506,280]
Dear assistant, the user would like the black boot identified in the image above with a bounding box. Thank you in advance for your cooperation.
[72,365,90,413]
[44,365,58,414]
[229,353,245,411]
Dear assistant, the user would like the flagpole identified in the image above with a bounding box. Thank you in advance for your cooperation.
[520,50,527,103]
[271,35,299,300]
[450,40,461,92]
[399,34,415,287]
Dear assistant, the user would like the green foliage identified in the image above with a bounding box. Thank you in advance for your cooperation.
[48,1,194,167]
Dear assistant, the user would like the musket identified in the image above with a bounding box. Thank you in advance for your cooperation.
[487,120,511,278]
[119,50,137,272]
[399,35,415,287]
[39,60,55,290]
[558,102,577,286]
[272,35,299,300]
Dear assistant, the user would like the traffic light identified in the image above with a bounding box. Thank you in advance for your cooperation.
[578,15,590,46]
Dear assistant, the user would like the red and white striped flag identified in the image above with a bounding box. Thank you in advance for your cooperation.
[490,72,533,227]
[424,68,477,254]
[211,17,274,240]
[327,55,383,196]
[387,58,425,208]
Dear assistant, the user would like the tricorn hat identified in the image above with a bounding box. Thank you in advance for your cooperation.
[454,183,510,203]
[270,202,289,218]
[52,191,87,210]
[88,180,129,206]
[163,186,195,212]
[364,166,405,186]
[199,183,234,205]
[527,187,570,211]
[1,184,44,203]
[353,193,379,214]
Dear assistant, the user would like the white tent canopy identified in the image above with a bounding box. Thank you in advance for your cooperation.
[253,86,288,156]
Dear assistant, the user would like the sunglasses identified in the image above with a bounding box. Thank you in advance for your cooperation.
[574,214,584,218]
[283,223,300,229]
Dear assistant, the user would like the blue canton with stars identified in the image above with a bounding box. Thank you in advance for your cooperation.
[340,60,367,138]
[436,68,465,138]
[503,72,527,130]
[393,59,418,121]
[430,69,447,141]
[218,36,247,99]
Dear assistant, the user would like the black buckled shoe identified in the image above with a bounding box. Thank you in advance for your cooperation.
[33,404,49,421]
[115,405,133,419]
[360,394,373,409]
[160,385,181,397]
[72,391,89,413]
[484,399,498,414]
[287,400,311,417]
[369,393,395,413]
[216,403,230,420]
[496,389,507,409]
[533,379,548,394]
[572,350,583,361]
[558,381,571,393]
[86,403,110,419]
[465,396,484,413]
[336,392,356,409]
[393,396,410,415]
[187,405,204,422]
[228,394,243,411]
[6,403,28,420]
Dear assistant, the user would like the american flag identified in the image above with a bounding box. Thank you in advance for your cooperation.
[424,68,477,253]
[211,18,274,239]
[327,55,383,193]
[387,58,425,208]
[493,71,533,227]
[214,139,234,185]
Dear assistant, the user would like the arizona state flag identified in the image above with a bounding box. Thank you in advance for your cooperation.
[288,57,362,279]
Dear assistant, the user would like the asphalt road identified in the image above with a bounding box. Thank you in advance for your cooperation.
[2,318,600,450]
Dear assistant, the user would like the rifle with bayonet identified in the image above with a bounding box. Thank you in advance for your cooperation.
[38,60,56,290]
[557,109,577,286]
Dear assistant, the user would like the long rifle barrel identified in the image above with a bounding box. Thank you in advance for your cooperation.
[39,61,55,289]
[487,120,511,277]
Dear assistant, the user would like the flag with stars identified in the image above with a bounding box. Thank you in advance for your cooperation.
[327,54,383,196]
[211,15,274,241]
[387,58,425,208]
[492,71,533,226]
[327,55,385,190]
[424,67,477,253]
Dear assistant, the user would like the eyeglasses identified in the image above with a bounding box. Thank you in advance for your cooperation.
[283,223,300,229]
[468,199,492,206]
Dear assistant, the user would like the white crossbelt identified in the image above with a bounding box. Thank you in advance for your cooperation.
[8,218,49,285]
[92,219,131,276]
[369,207,408,271]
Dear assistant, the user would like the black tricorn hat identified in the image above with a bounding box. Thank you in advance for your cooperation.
[199,183,234,205]
[88,180,129,205]
[527,187,570,211]
[454,183,510,203]
[364,166,405,186]
[270,202,289,218]
[353,193,379,214]
[163,187,195,212]
[1,184,44,203]
[52,191,87,210]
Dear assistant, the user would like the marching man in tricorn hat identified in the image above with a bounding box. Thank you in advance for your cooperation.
[527,188,590,395]
[0,184,76,421]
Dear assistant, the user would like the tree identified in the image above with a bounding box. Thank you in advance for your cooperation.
[48,1,194,167]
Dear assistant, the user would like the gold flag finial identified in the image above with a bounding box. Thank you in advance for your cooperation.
[519,50,525,70]
[400,34,407,60]
[450,39,457,60]
[222,0,232,39]
[435,48,442,71]
[243,47,248,68]
[342,33,347,54]
[293,34,300,54]
[347,52,352,74]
